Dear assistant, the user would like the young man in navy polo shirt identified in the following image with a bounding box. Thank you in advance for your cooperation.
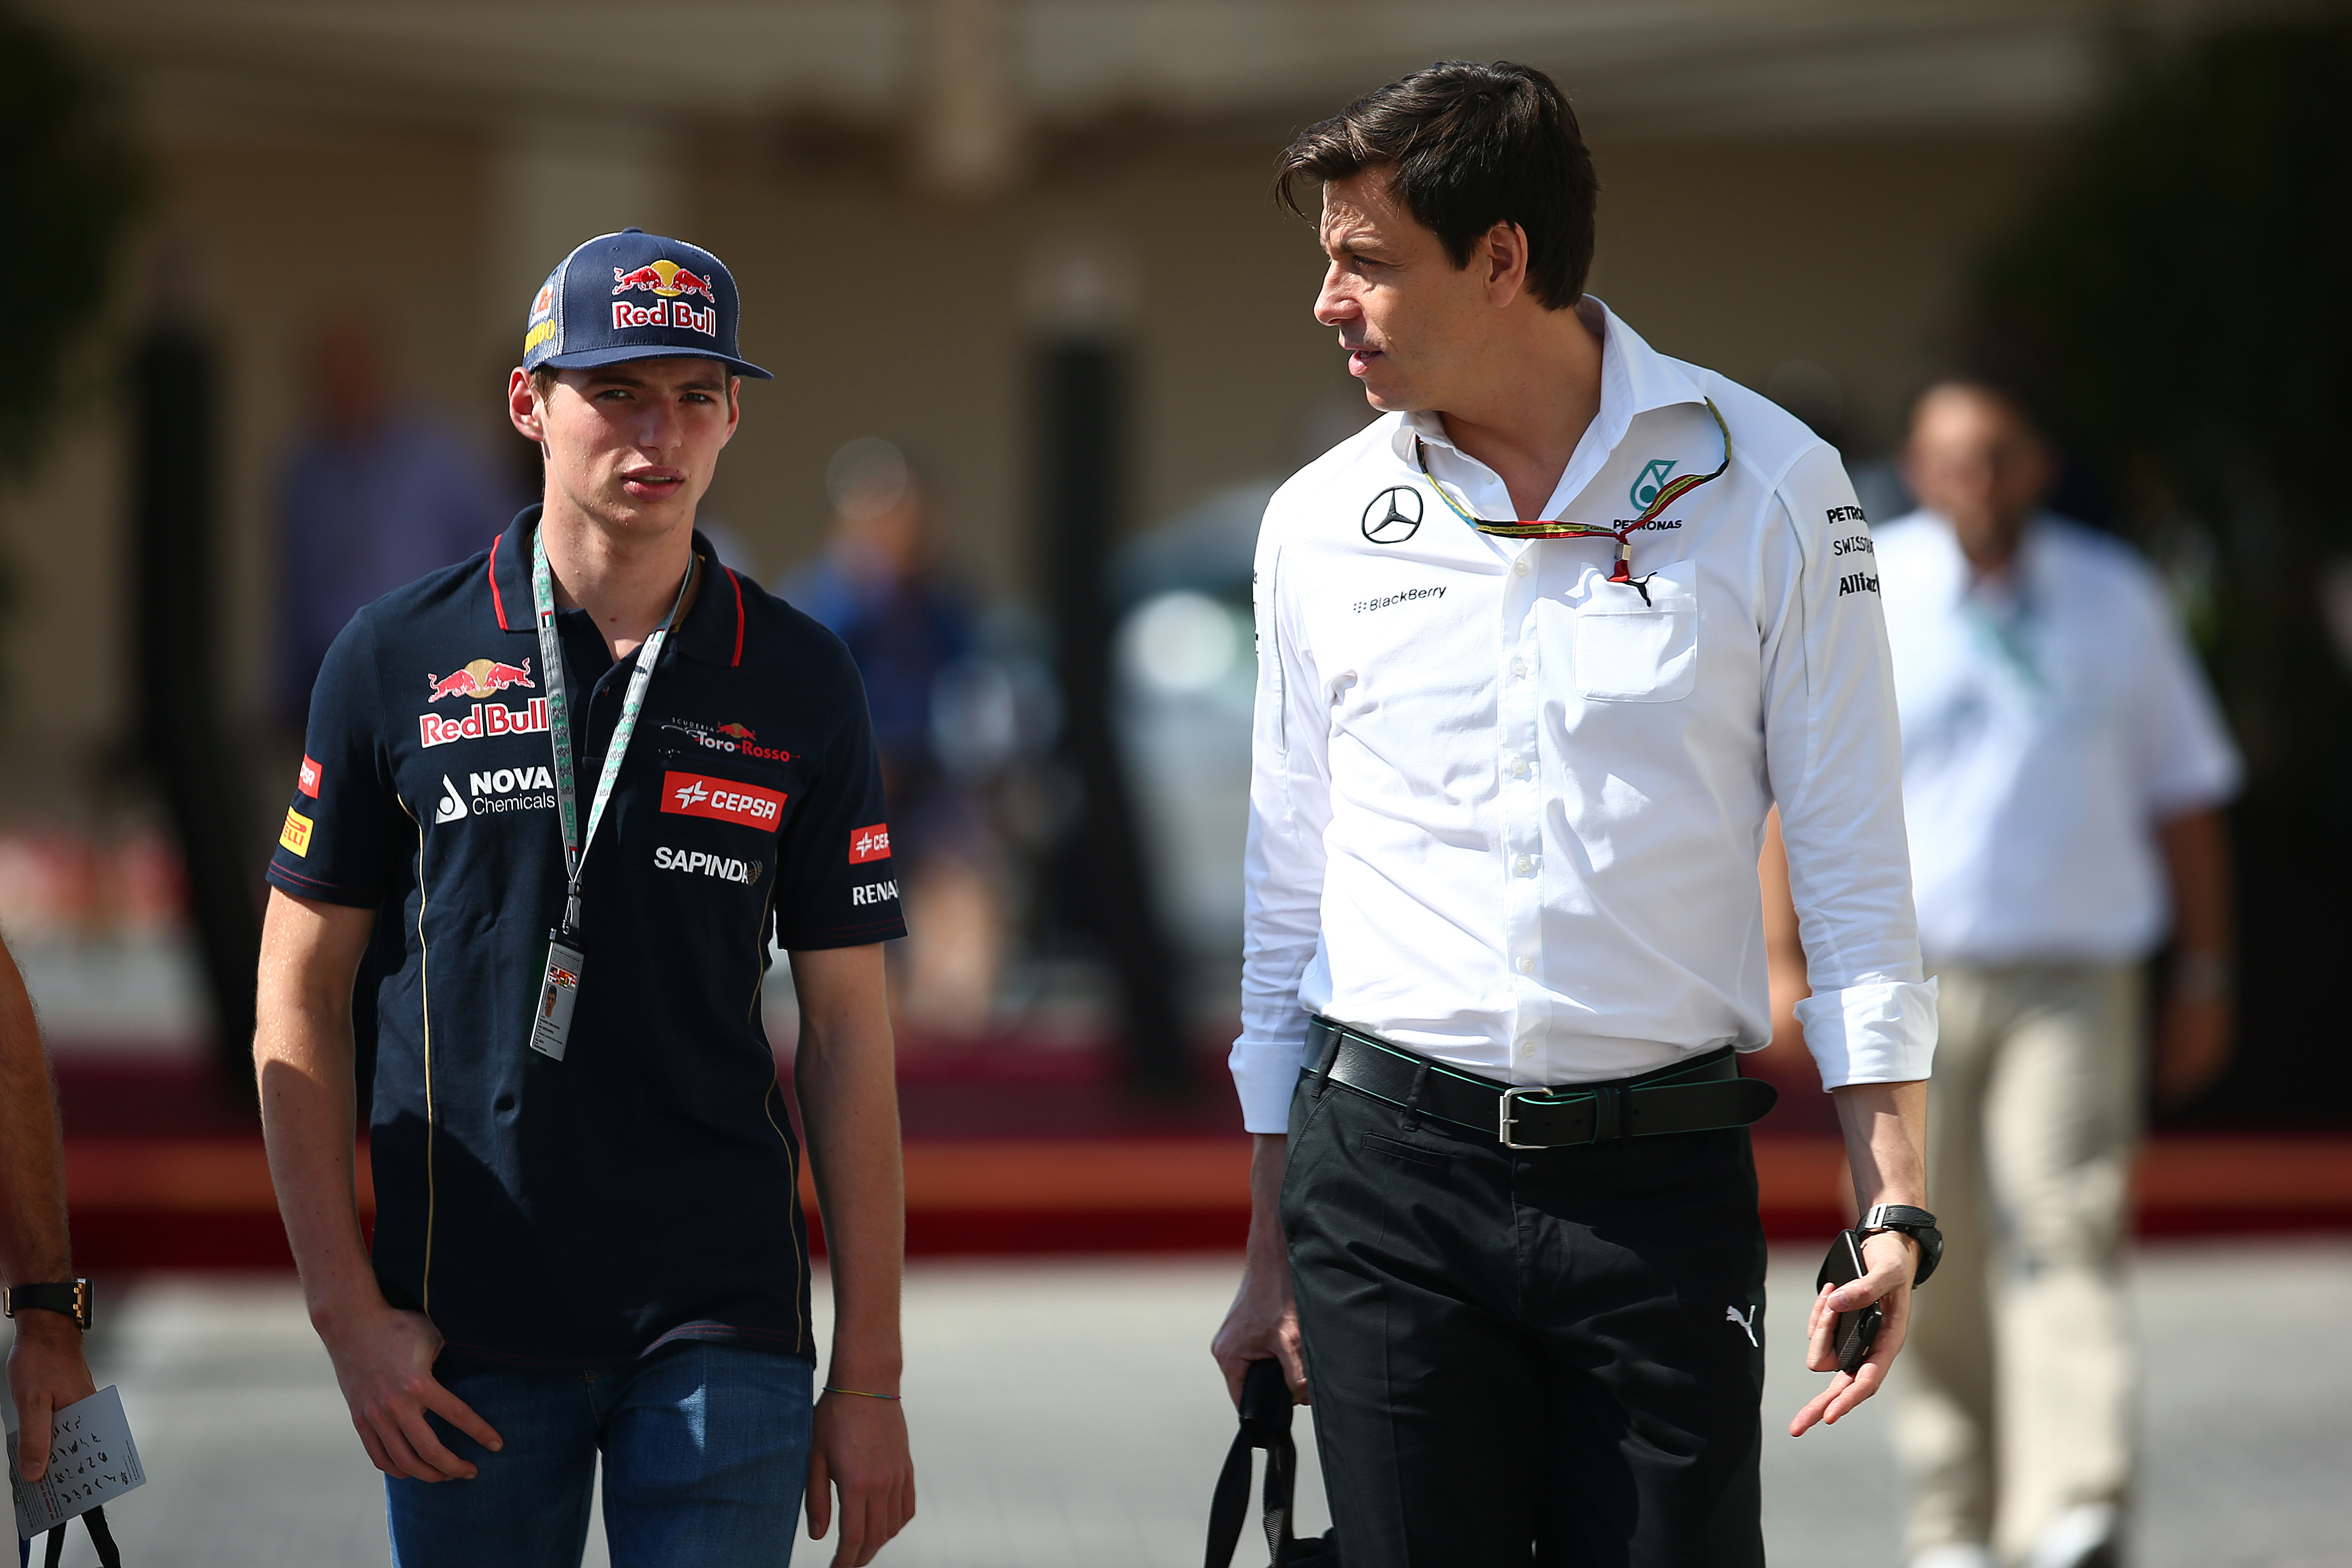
[255,231,914,1568]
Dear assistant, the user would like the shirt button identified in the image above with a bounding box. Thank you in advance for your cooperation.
[1511,659,1528,678]
[1514,854,1534,875]
[1516,956,1534,974]
[1521,1042,1535,1058]
[1512,559,1531,578]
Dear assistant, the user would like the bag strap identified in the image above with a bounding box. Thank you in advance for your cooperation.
[1206,1360,1299,1568]
[42,1507,121,1568]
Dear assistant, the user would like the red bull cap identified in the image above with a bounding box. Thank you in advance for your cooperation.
[523,229,772,380]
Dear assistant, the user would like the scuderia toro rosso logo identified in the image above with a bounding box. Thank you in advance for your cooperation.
[661,718,792,763]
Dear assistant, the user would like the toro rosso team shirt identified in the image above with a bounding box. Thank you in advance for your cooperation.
[1232,299,1937,1134]
[266,507,904,1367]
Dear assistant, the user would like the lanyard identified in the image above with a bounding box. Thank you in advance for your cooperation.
[1962,584,2046,695]
[1416,397,1731,599]
[531,527,695,938]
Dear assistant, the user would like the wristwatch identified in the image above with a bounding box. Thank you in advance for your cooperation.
[1857,1205,1942,1287]
[3,1279,91,1331]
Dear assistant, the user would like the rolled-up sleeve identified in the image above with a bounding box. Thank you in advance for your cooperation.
[1230,508,1336,1132]
[1761,446,1939,1087]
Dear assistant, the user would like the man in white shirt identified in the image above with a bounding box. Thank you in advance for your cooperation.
[1877,378,2239,1568]
[1209,61,1939,1566]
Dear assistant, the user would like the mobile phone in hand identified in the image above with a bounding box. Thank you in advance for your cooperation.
[1815,1229,1883,1375]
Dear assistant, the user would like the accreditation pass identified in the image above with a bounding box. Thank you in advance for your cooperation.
[530,934,586,1061]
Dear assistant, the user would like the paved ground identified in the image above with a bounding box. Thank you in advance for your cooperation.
[14,1242,2350,1566]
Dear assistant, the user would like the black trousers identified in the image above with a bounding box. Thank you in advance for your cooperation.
[1281,1057,1770,1568]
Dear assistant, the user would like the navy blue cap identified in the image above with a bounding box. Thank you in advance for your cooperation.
[523,229,772,380]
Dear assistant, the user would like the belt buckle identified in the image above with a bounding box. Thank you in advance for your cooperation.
[1499,1086,1551,1149]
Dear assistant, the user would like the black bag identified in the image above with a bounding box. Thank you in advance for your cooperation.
[1205,1360,1341,1568]
[35,1506,121,1568]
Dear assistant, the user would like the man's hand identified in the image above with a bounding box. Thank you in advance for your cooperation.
[1797,1078,1930,1435]
[806,1390,914,1567]
[7,1311,96,1480]
[1211,1132,1308,1405]
[1788,1229,1918,1435]
[316,1299,501,1482]
[2155,988,2232,1105]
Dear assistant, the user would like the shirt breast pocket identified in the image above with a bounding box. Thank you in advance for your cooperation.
[1573,565,1698,703]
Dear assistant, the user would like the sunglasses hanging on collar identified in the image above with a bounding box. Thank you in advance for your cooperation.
[1417,398,1731,601]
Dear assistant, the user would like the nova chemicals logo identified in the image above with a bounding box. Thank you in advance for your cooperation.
[1362,487,1423,544]
[1630,459,1679,511]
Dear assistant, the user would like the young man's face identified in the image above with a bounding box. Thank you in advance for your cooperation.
[1314,169,1499,414]
[508,357,740,538]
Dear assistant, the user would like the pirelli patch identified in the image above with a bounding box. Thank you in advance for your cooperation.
[279,807,314,857]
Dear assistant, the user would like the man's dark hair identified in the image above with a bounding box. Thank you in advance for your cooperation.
[1908,363,2051,440]
[1276,60,1599,311]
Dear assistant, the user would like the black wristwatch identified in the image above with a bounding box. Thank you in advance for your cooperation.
[1857,1205,1942,1288]
[3,1279,91,1331]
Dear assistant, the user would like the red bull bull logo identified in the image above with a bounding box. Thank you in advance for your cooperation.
[716,722,754,740]
[611,260,716,302]
[426,658,536,703]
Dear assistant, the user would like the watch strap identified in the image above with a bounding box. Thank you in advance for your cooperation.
[3,1279,91,1330]
[1860,1203,1937,1232]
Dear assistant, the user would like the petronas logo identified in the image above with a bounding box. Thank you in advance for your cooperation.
[1630,459,1679,511]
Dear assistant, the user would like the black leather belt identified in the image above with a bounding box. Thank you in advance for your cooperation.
[1304,1016,1778,1149]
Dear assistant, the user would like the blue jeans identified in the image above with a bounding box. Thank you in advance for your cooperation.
[387,1339,813,1568]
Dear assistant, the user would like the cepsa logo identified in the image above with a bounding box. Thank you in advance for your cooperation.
[850,824,891,864]
[297,755,321,799]
[661,771,786,829]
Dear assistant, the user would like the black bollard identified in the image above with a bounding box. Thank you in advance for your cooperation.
[129,323,260,1108]
[1034,335,1190,1099]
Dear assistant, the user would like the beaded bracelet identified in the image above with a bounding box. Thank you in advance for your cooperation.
[823,1385,903,1401]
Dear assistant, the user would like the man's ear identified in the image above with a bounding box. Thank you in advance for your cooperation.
[507,367,543,444]
[1483,222,1531,306]
[720,376,743,446]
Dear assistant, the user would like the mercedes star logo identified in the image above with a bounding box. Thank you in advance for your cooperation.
[1361,486,1423,543]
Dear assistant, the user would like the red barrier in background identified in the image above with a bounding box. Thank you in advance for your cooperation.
[49,1051,2352,1272]
[58,1131,2352,1272]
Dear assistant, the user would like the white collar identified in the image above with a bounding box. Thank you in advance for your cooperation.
[1388,297,1709,480]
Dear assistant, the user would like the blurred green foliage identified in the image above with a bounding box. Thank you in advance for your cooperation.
[0,3,144,482]
[1974,16,2352,797]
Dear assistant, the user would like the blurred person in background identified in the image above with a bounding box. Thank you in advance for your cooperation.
[270,310,524,729]
[781,440,1006,1034]
[1874,376,2240,1568]
[0,929,97,1494]
[1214,61,1940,1566]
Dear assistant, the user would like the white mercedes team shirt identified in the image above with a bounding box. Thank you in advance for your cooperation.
[1230,299,1937,1135]
[1877,510,2240,964]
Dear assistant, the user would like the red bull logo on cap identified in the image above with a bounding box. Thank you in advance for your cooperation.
[611,297,717,337]
[612,260,716,302]
[611,259,719,336]
[427,657,536,703]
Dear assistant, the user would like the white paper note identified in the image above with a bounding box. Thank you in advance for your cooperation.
[6,1386,145,1539]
